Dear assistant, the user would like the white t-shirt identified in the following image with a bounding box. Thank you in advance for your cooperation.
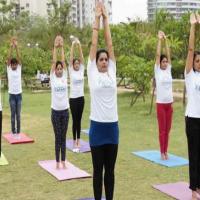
[185,69,200,118]
[154,64,173,103]
[69,64,84,98]
[87,58,118,122]
[40,74,45,81]
[7,65,22,94]
[50,70,69,111]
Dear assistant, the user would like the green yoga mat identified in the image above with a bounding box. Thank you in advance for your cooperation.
[0,153,8,165]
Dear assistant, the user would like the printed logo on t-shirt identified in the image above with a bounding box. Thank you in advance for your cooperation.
[54,86,66,93]
[98,76,114,88]
[73,79,83,85]
[160,76,172,89]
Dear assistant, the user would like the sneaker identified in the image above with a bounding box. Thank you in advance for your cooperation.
[72,148,80,153]
[72,148,77,153]
[75,148,80,153]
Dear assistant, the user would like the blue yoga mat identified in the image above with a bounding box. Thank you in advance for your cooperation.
[132,150,188,167]
[81,129,89,135]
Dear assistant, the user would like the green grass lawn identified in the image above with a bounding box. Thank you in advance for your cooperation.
[0,90,189,200]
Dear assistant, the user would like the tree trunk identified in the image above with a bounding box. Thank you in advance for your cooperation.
[117,76,125,86]
[130,92,142,107]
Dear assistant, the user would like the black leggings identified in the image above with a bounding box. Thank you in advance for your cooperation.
[0,111,2,157]
[51,109,69,162]
[185,117,200,191]
[69,97,84,140]
[91,144,118,200]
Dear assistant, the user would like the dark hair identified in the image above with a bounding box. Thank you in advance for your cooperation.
[10,58,18,65]
[96,49,109,63]
[193,51,200,62]
[73,58,80,66]
[160,54,168,64]
[55,61,63,69]
[193,51,200,72]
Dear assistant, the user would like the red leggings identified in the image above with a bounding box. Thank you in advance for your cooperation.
[156,103,173,154]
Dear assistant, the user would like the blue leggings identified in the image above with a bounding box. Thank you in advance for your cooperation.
[9,94,22,134]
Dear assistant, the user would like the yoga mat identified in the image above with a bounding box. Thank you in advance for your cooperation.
[153,182,200,200]
[81,129,89,135]
[3,133,34,144]
[38,160,91,181]
[0,153,8,166]
[133,150,188,167]
[66,139,90,153]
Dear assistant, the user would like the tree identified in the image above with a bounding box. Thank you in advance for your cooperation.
[126,56,153,106]
[0,0,16,35]
[47,0,71,35]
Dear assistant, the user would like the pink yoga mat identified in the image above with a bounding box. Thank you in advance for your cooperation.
[153,182,200,200]
[38,160,91,181]
[3,133,34,144]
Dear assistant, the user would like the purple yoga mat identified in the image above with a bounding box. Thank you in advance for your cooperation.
[38,160,91,181]
[66,139,90,153]
[153,182,200,200]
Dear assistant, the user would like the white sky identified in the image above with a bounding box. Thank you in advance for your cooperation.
[112,0,147,24]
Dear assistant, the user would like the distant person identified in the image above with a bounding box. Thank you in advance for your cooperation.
[69,39,85,152]
[40,71,49,87]
[155,30,173,160]
[7,37,22,138]
[185,13,200,200]
[50,35,69,169]
[88,3,119,200]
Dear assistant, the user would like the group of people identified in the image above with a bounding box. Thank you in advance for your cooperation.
[50,3,118,199]
[154,12,200,200]
[1,2,200,199]
[0,3,118,200]
[37,71,50,87]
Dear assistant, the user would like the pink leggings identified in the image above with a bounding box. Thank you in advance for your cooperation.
[156,103,173,154]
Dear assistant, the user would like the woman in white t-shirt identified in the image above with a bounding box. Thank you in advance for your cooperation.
[185,13,200,200]
[50,36,69,169]
[6,37,22,137]
[87,3,119,200]
[69,40,85,151]
[155,31,173,160]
